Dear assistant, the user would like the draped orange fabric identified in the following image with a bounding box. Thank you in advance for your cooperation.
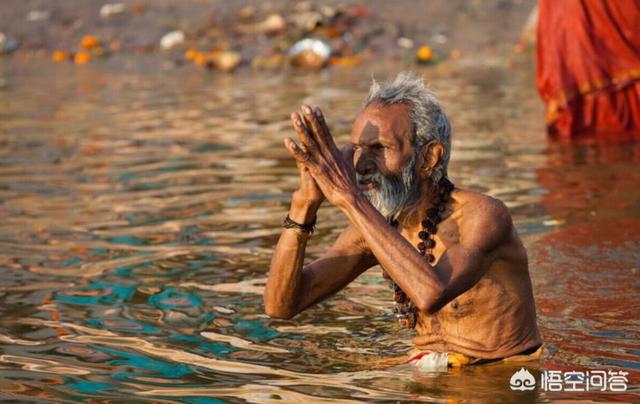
[536,0,640,140]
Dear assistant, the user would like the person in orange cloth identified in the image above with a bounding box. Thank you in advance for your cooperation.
[536,0,640,140]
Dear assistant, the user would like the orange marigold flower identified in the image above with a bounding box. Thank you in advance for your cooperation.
[185,48,198,61]
[74,51,91,64]
[417,46,433,62]
[52,50,70,62]
[194,53,209,65]
[81,35,100,49]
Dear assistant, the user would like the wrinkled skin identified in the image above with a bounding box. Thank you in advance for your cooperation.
[264,103,542,359]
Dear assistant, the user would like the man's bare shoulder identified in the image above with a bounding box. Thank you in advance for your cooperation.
[453,187,511,219]
[451,188,513,251]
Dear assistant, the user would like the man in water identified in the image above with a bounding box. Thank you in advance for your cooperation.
[264,72,542,369]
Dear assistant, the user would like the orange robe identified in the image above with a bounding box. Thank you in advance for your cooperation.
[536,0,640,140]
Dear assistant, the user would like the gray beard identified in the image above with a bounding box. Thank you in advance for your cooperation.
[357,153,419,220]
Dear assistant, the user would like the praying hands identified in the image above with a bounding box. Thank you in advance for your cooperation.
[285,105,360,210]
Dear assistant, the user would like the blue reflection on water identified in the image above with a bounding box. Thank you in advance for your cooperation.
[149,288,203,309]
[54,281,135,306]
[109,235,146,246]
[87,318,160,334]
[66,380,114,394]
[171,335,237,356]
[101,347,193,379]
[233,319,279,341]
[62,256,82,267]
[183,398,227,404]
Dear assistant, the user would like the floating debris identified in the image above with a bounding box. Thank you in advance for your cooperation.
[212,51,241,72]
[26,10,50,22]
[184,48,198,61]
[81,35,101,49]
[0,32,19,55]
[160,30,185,50]
[416,45,435,64]
[329,54,365,68]
[251,54,285,69]
[52,50,70,62]
[289,11,324,32]
[51,34,112,64]
[397,37,414,49]
[288,38,330,69]
[239,6,255,20]
[10,1,439,72]
[193,52,210,66]
[432,32,448,45]
[185,48,242,72]
[74,51,91,64]
[319,5,339,19]
[132,3,145,15]
[237,14,286,35]
[100,3,126,19]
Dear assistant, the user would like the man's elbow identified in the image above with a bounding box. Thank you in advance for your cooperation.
[264,301,297,320]
[264,307,296,320]
[415,285,448,315]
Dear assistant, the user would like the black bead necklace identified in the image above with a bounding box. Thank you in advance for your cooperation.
[384,177,455,329]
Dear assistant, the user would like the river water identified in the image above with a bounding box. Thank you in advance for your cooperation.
[0,55,638,402]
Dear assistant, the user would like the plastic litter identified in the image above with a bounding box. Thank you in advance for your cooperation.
[160,30,185,50]
[288,38,330,69]
[26,10,50,22]
[100,3,126,19]
[0,32,19,55]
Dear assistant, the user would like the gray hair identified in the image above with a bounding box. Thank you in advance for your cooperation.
[364,72,451,183]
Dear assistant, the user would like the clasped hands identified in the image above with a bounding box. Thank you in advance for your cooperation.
[285,105,360,209]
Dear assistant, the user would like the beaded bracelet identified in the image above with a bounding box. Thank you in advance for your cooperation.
[283,214,316,234]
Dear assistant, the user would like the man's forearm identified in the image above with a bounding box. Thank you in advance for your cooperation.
[342,195,445,313]
[264,194,320,319]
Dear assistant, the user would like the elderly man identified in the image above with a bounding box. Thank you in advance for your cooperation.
[264,72,542,369]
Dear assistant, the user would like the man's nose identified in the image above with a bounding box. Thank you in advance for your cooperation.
[355,152,375,176]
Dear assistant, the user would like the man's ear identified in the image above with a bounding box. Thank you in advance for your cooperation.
[420,142,444,178]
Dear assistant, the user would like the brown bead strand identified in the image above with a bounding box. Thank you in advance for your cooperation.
[385,177,455,329]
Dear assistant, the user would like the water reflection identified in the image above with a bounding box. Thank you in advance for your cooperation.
[0,57,638,401]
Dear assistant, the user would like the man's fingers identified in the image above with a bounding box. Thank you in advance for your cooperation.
[291,112,318,153]
[302,105,340,156]
[301,105,327,147]
[284,137,312,164]
[315,106,331,136]
[314,106,341,154]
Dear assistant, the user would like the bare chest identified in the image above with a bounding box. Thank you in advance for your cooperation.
[415,271,511,337]
[399,211,461,262]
